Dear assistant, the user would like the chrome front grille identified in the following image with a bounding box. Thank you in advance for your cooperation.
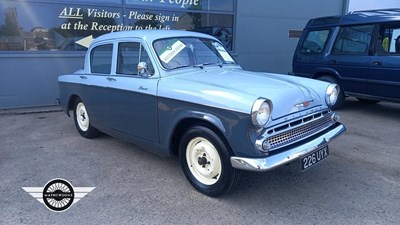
[266,111,335,150]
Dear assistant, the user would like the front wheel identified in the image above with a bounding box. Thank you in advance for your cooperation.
[73,98,99,139]
[179,125,239,197]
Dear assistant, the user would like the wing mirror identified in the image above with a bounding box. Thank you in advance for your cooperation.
[137,62,149,76]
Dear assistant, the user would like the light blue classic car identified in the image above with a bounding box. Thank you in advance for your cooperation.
[58,30,346,196]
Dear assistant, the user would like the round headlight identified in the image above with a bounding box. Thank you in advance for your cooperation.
[326,84,339,106]
[251,98,272,127]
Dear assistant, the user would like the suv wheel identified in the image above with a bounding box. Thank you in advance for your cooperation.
[317,75,345,110]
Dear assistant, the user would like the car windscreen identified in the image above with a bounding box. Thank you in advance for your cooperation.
[153,37,237,70]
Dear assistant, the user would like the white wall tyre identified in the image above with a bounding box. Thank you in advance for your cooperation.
[73,98,99,139]
[179,125,239,197]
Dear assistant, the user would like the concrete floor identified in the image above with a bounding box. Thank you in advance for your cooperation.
[1,98,399,224]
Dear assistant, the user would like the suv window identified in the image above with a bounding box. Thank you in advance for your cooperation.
[377,24,400,55]
[117,42,154,76]
[300,29,330,54]
[91,44,113,74]
[332,25,374,55]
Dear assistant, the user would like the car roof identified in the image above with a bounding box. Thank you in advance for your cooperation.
[92,30,218,44]
[304,8,400,29]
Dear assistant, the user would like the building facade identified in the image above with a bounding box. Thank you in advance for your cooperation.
[0,0,348,109]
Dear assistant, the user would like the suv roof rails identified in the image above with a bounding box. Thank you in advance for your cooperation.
[306,8,400,28]
[310,16,342,26]
[349,8,400,16]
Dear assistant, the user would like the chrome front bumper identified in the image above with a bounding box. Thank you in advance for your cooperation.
[230,123,346,172]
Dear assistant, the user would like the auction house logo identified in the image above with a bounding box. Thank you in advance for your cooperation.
[22,178,95,212]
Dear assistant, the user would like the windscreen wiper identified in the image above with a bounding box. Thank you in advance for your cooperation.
[172,65,193,70]
[193,62,223,69]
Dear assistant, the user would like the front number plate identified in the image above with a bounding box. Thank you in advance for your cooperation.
[301,146,329,171]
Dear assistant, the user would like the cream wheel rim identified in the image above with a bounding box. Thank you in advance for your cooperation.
[76,102,89,132]
[186,137,222,185]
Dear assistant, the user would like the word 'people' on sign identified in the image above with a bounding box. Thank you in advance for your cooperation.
[159,0,200,8]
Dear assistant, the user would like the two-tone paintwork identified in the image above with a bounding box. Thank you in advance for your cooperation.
[58,30,345,165]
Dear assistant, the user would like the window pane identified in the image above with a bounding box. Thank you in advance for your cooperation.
[91,44,113,74]
[45,0,122,3]
[332,25,374,55]
[209,0,234,12]
[139,45,155,76]
[208,14,233,50]
[0,1,234,52]
[117,42,140,75]
[155,39,191,69]
[192,14,234,50]
[125,9,234,50]
[0,1,123,51]
[193,40,221,64]
[153,37,234,70]
[117,42,154,76]
[377,24,400,55]
[300,30,330,54]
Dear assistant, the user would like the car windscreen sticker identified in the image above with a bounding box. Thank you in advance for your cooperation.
[159,39,186,64]
[213,42,235,63]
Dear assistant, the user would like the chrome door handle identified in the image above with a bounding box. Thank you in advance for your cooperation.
[79,76,88,79]
[106,77,117,81]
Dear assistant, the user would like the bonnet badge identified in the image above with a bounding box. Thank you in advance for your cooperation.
[295,100,313,108]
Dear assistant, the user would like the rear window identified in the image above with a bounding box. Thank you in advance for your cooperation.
[377,23,400,55]
[91,44,113,74]
[300,30,330,54]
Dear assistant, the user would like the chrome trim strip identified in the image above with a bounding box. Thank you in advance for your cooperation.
[256,110,334,152]
[267,110,331,136]
[231,123,346,172]
[266,113,335,150]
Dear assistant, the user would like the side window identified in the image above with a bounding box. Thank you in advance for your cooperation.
[91,44,113,74]
[139,46,155,75]
[117,42,155,76]
[332,25,374,55]
[300,29,330,54]
[377,24,400,55]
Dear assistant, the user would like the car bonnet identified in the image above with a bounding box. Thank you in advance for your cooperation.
[160,68,324,120]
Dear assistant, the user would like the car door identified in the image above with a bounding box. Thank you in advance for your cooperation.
[368,23,400,100]
[104,41,159,143]
[325,25,374,95]
[84,43,115,127]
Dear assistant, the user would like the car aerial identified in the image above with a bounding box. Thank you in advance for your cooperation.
[58,30,346,196]
[292,9,400,109]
